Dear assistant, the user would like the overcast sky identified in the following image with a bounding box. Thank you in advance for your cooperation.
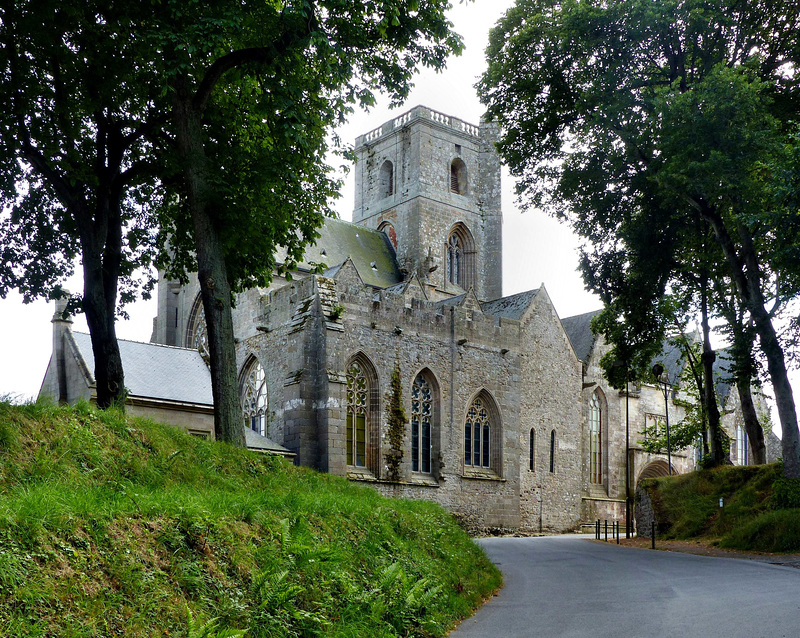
[0,0,612,401]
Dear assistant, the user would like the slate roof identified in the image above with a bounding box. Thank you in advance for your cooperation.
[278,217,402,289]
[481,289,538,320]
[652,340,685,386]
[71,332,213,406]
[435,293,467,309]
[560,309,602,364]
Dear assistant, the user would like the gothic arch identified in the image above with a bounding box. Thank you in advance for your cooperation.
[637,459,672,486]
[463,389,502,475]
[239,355,267,437]
[410,368,441,476]
[446,222,476,290]
[379,159,394,199]
[378,220,398,250]
[450,157,467,194]
[345,352,380,475]
[185,293,207,353]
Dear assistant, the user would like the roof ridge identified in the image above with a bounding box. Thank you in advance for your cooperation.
[73,331,202,353]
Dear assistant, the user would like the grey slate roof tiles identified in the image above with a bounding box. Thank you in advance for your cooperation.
[560,309,602,364]
[71,332,213,406]
[481,289,539,320]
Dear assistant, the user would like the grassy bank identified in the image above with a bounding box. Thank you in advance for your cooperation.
[639,463,800,553]
[0,400,501,637]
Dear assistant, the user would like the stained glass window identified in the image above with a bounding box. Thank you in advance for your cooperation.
[464,397,490,468]
[185,295,208,355]
[411,374,432,473]
[346,363,368,467]
[240,359,267,436]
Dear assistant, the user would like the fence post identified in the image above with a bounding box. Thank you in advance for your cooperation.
[616,521,620,544]
[596,519,600,540]
[604,519,608,542]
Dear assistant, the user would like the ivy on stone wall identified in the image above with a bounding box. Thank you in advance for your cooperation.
[385,362,407,482]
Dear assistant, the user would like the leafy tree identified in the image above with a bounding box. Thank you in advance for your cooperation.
[142,0,463,444]
[480,0,800,477]
[1,1,462,442]
[0,1,163,408]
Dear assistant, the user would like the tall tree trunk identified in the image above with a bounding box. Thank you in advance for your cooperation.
[700,281,726,465]
[698,204,800,478]
[172,77,245,446]
[78,199,126,409]
[737,380,766,464]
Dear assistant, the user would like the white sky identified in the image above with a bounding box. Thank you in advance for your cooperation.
[4,0,793,437]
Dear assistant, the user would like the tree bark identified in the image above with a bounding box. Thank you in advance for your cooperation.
[172,76,245,446]
[700,281,726,464]
[80,199,126,409]
[737,380,767,464]
[698,203,800,477]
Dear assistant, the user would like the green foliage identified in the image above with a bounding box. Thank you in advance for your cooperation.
[481,0,800,476]
[718,510,800,552]
[771,475,800,509]
[0,400,500,637]
[639,463,800,552]
[384,362,407,482]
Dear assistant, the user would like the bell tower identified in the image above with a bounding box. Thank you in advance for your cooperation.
[352,106,502,301]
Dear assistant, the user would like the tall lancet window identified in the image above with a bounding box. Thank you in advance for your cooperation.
[464,397,491,468]
[447,234,462,286]
[589,392,602,484]
[346,362,368,467]
[411,374,433,473]
[240,358,267,437]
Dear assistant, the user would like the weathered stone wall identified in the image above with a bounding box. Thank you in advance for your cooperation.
[353,106,502,302]
[316,265,522,529]
[518,288,583,532]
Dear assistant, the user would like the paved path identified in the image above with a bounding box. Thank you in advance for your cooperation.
[451,535,800,638]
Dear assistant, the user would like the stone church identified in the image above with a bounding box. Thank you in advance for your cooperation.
[41,106,771,532]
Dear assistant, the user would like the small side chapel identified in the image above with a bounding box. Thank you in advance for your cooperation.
[41,106,767,532]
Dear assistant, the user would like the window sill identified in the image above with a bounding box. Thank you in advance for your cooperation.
[347,467,376,482]
[409,473,439,487]
[462,467,504,481]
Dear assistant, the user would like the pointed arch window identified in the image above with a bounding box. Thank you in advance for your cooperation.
[346,362,369,467]
[589,393,602,484]
[185,294,208,354]
[411,374,433,473]
[464,397,491,468]
[446,223,475,290]
[240,358,267,437]
[447,234,462,286]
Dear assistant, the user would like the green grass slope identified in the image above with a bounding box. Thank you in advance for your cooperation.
[639,463,800,552]
[0,400,501,637]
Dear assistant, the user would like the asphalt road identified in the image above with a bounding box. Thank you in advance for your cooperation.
[450,535,800,638]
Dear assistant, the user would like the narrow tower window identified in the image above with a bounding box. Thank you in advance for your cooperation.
[379,160,394,199]
[450,158,467,194]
